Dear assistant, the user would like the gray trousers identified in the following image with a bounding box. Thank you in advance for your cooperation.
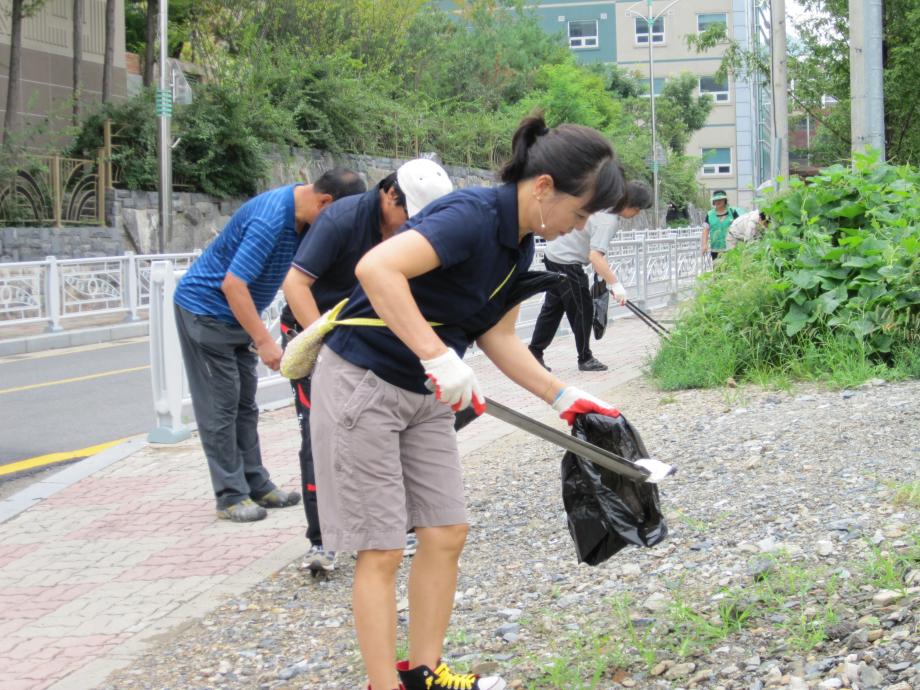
[174,304,275,509]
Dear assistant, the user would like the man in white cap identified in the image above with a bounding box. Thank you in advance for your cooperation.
[282,159,454,573]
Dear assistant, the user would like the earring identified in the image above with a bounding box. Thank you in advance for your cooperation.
[537,201,546,230]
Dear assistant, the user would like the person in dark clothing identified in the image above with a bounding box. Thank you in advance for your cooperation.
[280,159,453,573]
[528,181,652,372]
[309,115,632,690]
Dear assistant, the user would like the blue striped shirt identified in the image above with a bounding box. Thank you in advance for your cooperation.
[174,185,301,323]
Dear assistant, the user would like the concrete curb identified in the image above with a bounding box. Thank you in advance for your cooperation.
[0,321,150,356]
[0,437,147,524]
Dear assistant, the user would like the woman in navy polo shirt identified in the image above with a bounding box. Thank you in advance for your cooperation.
[310,115,627,690]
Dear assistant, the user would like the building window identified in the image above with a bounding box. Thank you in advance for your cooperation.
[697,12,728,33]
[700,75,730,103]
[701,147,732,175]
[634,17,665,44]
[569,20,599,48]
[638,77,667,97]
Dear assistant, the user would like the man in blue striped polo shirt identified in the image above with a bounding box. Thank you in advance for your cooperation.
[173,169,365,522]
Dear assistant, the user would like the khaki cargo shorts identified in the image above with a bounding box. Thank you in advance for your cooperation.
[310,346,468,552]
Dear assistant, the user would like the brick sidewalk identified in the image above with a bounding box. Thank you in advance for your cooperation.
[1,309,664,690]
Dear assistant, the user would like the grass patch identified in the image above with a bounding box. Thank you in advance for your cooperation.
[516,535,920,687]
[650,155,920,391]
[892,480,920,508]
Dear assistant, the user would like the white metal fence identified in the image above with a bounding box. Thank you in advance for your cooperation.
[0,251,200,331]
[146,227,705,443]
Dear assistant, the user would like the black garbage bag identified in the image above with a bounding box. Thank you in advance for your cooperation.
[562,412,668,565]
[591,275,609,340]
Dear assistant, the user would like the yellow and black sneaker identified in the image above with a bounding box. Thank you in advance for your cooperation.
[397,661,506,690]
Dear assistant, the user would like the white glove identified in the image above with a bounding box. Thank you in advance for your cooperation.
[421,349,485,414]
[551,386,620,426]
[610,281,627,305]
[635,458,676,483]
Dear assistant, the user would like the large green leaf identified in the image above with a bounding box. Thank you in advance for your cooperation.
[791,269,821,289]
[828,202,866,218]
[818,285,848,315]
[783,303,810,336]
[848,317,879,338]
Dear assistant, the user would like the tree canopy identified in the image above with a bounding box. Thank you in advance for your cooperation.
[68,0,711,205]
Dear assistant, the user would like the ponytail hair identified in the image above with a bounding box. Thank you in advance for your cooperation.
[500,113,627,214]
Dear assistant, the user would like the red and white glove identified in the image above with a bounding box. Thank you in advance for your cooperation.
[552,386,620,426]
[421,349,486,414]
[610,282,627,305]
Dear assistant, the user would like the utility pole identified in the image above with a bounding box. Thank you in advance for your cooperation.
[156,0,172,254]
[849,0,885,158]
[647,6,660,227]
[770,0,789,182]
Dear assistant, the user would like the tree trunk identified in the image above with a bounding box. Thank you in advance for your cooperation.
[72,0,84,126]
[143,0,158,87]
[2,0,26,145]
[101,0,116,102]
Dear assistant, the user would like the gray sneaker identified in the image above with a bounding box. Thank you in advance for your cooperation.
[300,544,336,573]
[254,488,302,509]
[216,498,267,523]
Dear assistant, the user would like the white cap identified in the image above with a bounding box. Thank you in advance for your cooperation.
[396,158,454,217]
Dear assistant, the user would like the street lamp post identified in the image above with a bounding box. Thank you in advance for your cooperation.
[156,0,172,254]
[625,0,683,228]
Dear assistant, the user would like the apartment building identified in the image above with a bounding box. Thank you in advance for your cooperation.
[437,0,771,208]
[0,0,127,136]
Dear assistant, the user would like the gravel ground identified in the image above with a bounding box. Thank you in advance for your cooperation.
[102,376,920,690]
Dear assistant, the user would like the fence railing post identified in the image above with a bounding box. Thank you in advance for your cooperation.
[51,156,62,228]
[147,260,190,444]
[670,238,679,304]
[45,256,63,332]
[124,251,139,322]
[637,236,648,307]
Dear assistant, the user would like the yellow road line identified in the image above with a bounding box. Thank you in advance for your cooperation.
[0,438,132,477]
[0,337,149,365]
[0,365,150,395]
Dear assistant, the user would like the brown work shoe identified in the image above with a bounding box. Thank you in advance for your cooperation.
[254,488,301,509]
[216,498,267,522]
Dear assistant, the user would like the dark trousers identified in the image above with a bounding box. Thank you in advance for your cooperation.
[281,328,322,546]
[529,258,594,363]
[174,304,275,509]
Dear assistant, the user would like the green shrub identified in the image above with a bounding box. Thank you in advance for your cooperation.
[651,152,920,389]
[68,83,300,198]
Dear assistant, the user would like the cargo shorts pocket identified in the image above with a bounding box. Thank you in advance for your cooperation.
[340,369,382,430]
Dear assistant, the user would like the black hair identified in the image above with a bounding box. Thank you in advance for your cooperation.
[499,114,626,213]
[313,167,366,200]
[623,180,653,210]
[377,171,407,209]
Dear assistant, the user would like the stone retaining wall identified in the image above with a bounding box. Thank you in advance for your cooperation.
[1,148,704,261]
[0,225,125,262]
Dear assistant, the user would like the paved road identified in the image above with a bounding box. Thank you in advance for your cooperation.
[0,337,153,473]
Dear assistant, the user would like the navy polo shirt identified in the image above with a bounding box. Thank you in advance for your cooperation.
[283,189,382,327]
[175,184,301,323]
[325,183,534,393]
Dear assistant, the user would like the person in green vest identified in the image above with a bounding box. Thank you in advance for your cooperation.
[701,190,743,260]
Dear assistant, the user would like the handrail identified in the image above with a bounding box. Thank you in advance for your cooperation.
[0,250,201,329]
